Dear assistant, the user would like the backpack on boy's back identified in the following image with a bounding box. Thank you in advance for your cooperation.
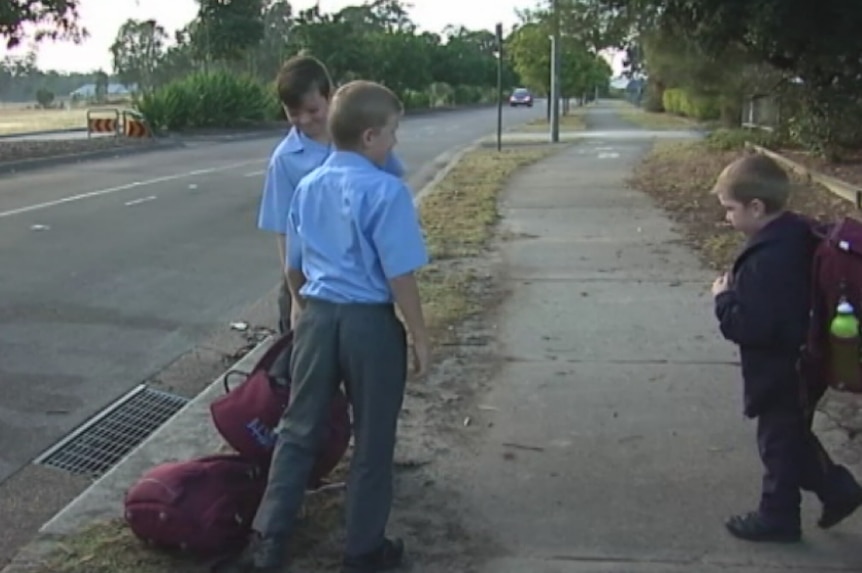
[803,215,862,396]
[123,332,353,561]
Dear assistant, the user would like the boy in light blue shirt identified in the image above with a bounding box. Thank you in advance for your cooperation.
[231,80,429,573]
[258,55,404,335]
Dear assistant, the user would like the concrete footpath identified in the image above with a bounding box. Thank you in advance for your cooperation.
[447,108,862,572]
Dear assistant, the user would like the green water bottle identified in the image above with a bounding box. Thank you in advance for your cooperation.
[830,299,861,391]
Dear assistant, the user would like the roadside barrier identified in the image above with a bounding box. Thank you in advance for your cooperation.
[86,108,153,139]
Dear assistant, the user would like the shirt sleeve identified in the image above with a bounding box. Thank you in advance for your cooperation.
[369,178,428,279]
[382,151,406,178]
[257,155,295,234]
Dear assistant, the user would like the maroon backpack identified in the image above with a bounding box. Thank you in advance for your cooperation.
[209,332,352,488]
[124,454,266,560]
[803,216,862,395]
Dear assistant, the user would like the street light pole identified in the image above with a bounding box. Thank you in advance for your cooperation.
[550,0,561,143]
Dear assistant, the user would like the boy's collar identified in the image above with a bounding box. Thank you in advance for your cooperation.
[326,149,379,168]
[283,126,330,153]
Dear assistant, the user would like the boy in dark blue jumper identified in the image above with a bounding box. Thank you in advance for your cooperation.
[711,154,862,542]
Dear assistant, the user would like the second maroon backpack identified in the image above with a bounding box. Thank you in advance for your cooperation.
[209,332,352,488]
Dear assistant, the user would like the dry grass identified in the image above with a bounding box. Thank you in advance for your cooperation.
[618,106,699,130]
[417,146,558,342]
[0,108,87,134]
[0,105,135,135]
[23,145,560,573]
[630,139,860,270]
[516,112,586,133]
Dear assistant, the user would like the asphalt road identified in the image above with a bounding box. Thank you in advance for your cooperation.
[0,103,544,487]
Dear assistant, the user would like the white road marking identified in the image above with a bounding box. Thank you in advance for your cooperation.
[598,152,620,159]
[30,224,50,231]
[0,159,263,219]
[125,196,157,206]
[244,170,265,177]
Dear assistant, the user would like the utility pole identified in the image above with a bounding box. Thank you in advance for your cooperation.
[495,23,504,152]
[550,0,561,143]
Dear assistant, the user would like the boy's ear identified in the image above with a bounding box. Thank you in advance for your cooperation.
[748,198,767,218]
[360,127,377,147]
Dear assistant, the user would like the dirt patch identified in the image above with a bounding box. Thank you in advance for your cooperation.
[629,138,859,271]
[782,148,862,188]
[0,137,160,165]
[19,145,561,573]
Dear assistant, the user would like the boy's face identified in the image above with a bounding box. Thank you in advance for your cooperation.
[717,190,766,236]
[362,113,399,166]
[284,90,329,141]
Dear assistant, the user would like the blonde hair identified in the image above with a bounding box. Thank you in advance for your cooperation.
[712,154,790,213]
[328,80,403,150]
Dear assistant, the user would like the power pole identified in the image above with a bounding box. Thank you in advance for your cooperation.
[496,23,504,152]
[550,0,561,143]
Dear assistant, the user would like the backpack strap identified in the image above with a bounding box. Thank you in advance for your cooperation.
[222,332,294,393]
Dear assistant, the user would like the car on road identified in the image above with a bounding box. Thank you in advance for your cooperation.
[509,88,534,107]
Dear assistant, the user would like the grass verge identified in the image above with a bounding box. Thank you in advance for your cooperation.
[0,108,88,135]
[516,112,586,132]
[629,130,858,270]
[617,106,700,130]
[418,145,560,343]
[23,145,560,573]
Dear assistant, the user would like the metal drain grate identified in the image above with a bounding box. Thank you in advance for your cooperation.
[36,384,189,478]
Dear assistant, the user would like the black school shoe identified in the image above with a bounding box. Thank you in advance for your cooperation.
[341,538,405,573]
[725,512,801,543]
[819,488,862,529]
[213,535,285,573]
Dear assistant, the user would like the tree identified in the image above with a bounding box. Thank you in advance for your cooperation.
[35,87,55,108]
[94,69,109,103]
[110,19,168,93]
[0,0,86,49]
[196,0,265,62]
[598,0,862,150]
[507,1,614,105]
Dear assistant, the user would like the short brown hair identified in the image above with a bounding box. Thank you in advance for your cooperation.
[275,55,333,108]
[712,154,791,213]
[328,80,403,150]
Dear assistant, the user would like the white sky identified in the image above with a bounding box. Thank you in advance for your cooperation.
[0,0,625,74]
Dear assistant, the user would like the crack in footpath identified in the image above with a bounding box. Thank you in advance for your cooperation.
[507,277,708,284]
[538,553,862,571]
[503,356,740,366]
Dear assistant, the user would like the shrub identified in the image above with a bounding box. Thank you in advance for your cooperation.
[138,71,281,131]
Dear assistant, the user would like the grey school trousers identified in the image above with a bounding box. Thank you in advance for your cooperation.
[252,298,408,557]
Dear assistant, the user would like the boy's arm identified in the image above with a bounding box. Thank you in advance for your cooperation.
[370,180,429,341]
[714,256,780,346]
[257,155,296,277]
[285,201,306,307]
[389,272,426,342]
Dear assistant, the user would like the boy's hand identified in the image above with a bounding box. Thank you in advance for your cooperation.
[411,337,430,378]
[289,305,303,331]
[711,273,730,296]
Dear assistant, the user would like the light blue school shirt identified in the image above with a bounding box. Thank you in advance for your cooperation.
[257,127,405,235]
[286,151,428,304]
